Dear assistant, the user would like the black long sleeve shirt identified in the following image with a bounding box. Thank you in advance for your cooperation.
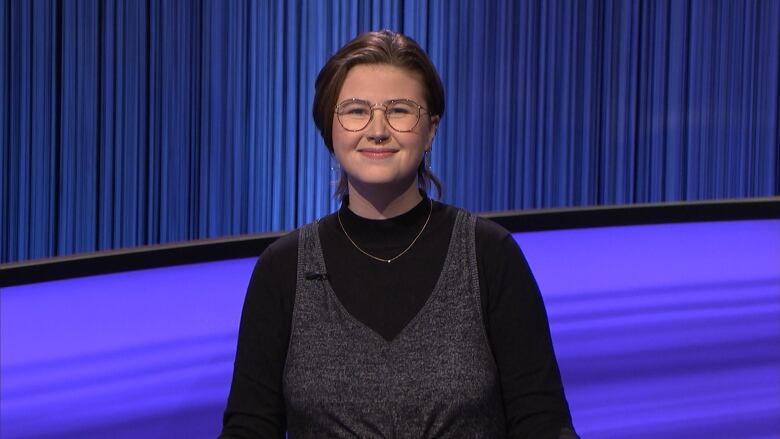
[221,197,577,438]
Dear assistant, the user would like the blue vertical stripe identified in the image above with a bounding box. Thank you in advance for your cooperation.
[2,0,779,263]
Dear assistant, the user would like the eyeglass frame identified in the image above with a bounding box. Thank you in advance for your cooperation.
[334,98,430,133]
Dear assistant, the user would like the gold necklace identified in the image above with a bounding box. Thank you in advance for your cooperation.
[338,199,433,264]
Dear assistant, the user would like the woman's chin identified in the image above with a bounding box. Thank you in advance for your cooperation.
[347,174,418,194]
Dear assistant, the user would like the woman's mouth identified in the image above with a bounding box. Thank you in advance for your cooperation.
[358,148,398,159]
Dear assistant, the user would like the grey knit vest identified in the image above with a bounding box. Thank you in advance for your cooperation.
[283,210,506,438]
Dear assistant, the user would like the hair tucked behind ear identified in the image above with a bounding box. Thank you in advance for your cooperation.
[312,30,445,200]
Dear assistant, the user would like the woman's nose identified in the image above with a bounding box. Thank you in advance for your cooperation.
[366,108,391,143]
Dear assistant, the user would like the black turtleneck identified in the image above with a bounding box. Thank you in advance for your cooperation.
[221,196,578,439]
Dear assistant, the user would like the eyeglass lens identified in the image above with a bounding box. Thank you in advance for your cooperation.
[337,100,421,132]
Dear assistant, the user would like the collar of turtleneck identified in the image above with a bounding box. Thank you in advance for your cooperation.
[337,193,433,251]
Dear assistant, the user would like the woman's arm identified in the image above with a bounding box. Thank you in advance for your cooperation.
[219,233,298,438]
[476,219,578,439]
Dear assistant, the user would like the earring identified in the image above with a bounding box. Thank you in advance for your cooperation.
[424,149,432,170]
[330,156,341,174]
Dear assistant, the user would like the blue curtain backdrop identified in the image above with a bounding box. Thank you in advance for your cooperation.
[2,0,779,264]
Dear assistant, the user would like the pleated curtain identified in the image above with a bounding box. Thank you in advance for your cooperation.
[2,0,778,263]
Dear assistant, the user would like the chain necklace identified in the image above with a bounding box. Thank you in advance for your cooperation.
[338,199,433,264]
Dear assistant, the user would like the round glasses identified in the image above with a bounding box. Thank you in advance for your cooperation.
[335,98,428,132]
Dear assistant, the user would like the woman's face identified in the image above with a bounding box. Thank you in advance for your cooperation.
[332,64,438,196]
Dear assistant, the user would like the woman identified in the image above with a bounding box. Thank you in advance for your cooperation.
[220,30,578,438]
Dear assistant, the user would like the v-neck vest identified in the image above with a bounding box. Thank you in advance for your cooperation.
[283,209,506,438]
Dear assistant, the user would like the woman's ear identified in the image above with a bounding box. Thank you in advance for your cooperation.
[426,115,440,148]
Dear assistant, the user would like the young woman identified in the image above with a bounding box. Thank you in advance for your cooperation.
[220,30,578,439]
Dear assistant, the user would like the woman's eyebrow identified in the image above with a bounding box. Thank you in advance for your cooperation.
[339,97,414,104]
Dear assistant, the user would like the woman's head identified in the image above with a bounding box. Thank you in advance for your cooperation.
[313,30,445,199]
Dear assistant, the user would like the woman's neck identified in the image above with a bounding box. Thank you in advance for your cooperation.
[346,180,423,219]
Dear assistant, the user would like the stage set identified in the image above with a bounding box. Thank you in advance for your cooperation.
[2,1,779,438]
[3,200,779,438]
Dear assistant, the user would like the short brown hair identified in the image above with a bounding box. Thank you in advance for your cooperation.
[312,30,445,199]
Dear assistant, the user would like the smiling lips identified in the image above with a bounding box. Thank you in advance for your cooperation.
[358,148,399,159]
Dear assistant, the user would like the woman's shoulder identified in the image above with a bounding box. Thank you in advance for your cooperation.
[258,215,336,266]
[473,216,527,281]
[475,215,513,244]
[259,228,299,264]
[437,202,514,246]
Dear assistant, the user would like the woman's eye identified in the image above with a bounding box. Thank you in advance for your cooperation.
[388,106,412,115]
[346,107,369,116]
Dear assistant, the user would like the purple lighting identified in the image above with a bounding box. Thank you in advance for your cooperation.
[516,220,780,438]
[1,220,778,438]
[1,258,257,438]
